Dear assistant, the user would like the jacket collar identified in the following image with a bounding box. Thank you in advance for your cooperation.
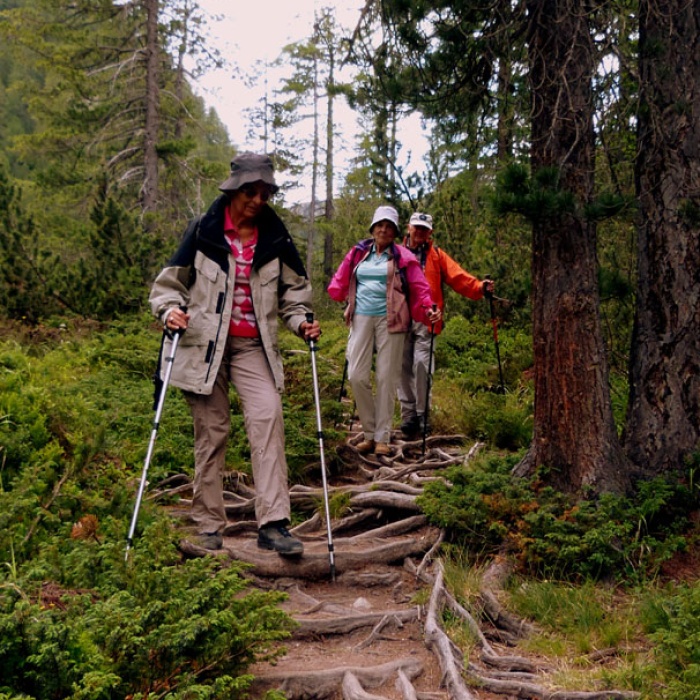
[197,195,299,273]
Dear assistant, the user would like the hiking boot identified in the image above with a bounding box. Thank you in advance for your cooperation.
[191,532,223,550]
[258,522,304,557]
[374,442,391,456]
[356,439,375,454]
[400,416,421,437]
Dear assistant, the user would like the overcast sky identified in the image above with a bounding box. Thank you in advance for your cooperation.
[190,0,428,202]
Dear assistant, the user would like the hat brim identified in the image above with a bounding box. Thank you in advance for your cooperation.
[369,220,399,234]
[219,171,279,194]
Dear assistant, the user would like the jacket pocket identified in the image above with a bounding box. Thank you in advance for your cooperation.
[196,255,220,283]
[258,260,280,286]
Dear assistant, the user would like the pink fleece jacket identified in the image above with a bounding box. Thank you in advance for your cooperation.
[327,239,435,332]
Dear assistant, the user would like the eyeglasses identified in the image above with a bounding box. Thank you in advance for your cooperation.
[239,184,273,202]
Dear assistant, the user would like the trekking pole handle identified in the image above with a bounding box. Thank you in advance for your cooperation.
[305,312,319,349]
[483,276,494,300]
[166,305,188,337]
[430,303,437,331]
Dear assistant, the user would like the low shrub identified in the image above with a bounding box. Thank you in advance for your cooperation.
[418,453,695,583]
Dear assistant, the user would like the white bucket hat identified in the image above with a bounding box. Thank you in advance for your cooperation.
[369,205,400,233]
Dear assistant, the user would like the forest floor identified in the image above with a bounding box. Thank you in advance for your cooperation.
[163,429,648,700]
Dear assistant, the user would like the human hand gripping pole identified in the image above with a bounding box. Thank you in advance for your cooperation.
[484,277,505,394]
[306,312,336,581]
[125,308,186,559]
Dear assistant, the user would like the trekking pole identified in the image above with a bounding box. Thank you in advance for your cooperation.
[484,277,505,394]
[338,357,348,404]
[334,357,350,430]
[125,321,185,559]
[422,304,437,456]
[306,312,336,581]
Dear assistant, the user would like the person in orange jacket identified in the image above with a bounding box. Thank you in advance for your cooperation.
[398,212,495,437]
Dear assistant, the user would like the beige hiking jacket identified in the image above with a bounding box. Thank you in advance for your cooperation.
[150,196,312,395]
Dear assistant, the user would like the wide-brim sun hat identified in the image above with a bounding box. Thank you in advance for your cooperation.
[369,205,399,233]
[219,152,279,194]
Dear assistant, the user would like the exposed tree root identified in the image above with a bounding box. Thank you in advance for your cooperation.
[179,527,440,579]
[293,608,420,638]
[166,435,639,699]
[258,657,424,700]
[463,662,641,700]
[479,556,537,640]
[343,671,393,699]
[424,561,479,700]
[395,669,420,700]
[354,613,411,650]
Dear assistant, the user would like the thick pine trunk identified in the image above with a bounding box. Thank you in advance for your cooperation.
[515,0,630,494]
[624,0,700,477]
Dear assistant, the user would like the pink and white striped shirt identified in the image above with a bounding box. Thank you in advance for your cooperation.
[224,207,259,338]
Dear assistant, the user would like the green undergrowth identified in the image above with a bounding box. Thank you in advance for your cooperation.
[427,452,700,698]
[418,452,697,583]
[3,314,700,699]
[0,315,338,699]
[429,314,534,449]
[0,523,293,699]
[440,548,700,698]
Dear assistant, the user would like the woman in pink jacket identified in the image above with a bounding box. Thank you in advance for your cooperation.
[328,205,440,456]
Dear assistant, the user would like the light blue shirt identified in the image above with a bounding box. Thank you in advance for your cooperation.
[355,247,389,316]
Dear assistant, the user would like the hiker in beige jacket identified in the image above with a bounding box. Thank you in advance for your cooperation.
[150,153,320,557]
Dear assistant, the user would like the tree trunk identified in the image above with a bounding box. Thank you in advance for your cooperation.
[323,37,335,282]
[173,1,189,141]
[496,54,513,163]
[514,0,630,494]
[308,42,320,275]
[624,0,700,477]
[142,0,160,214]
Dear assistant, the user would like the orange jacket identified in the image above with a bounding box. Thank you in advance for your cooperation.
[404,238,484,335]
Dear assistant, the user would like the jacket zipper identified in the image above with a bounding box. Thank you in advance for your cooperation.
[204,267,230,385]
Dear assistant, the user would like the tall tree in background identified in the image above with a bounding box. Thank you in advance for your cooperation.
[278,8,346,276]
[279,37,321,271]
[512,0,629,493]
[143,0,160,214]
[0,0,227,220]
[314,9,342,280]
[158,0,226,220]
[351,0,526,196]
[347,6,416,207]
[624,0,700,477]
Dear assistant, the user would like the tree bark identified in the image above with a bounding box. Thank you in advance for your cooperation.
[515,0,631,494]
[308,37,320,274]
[323,28,336,282]
[624,0,700,477]
[142,0,160,214]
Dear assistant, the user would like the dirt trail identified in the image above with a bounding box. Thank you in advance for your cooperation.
[163,432,640,700]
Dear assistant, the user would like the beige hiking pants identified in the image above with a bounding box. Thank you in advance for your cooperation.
[347,314,406,444]
[397,320,434,422]
[184,335,290,535]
